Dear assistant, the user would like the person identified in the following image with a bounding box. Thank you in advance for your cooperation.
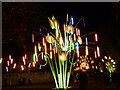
[79,70,88,90]
[103,71,110,86]
[28,78,32,85]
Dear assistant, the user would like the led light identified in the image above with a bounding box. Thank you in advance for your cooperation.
[21,65,24,71]
[85,37,88,45]
[10,59,13,64]
[113,62,116,64]
[32,62,35,67]
[34,45,37,55]
[38,43,41,51]
[9,55,11,60]
[28,63,31,68]
[77,36,82,45]
[94,51,97,58]
[32,34,34,43]
[109,56,111,59]
[85,46,89,56]
[95,33,98,42]
[111,59,114,62]
[6,67,9,72]
[25,54,27,59]
[104,56,107,59]
[23,56,26,65]
[0,58,2,63]
[101,59,104,62]
[70,16,74,25]
[97,46,100,57]
[66,13,69,22]
[43,37,45,46]
[13,63,16,69]
[7,61,9,66]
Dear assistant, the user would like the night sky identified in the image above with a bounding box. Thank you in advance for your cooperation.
[2,2,120,62]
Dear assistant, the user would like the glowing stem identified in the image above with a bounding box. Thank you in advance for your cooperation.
[62,61,65,88]
[42,52,44,59]
[64,58,68,88]
[48,58,58,88]
[67,51,75,87]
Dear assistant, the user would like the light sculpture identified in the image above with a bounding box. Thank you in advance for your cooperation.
[32,14,100,89]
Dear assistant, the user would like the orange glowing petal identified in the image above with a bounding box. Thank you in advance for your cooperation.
[48,17,55,29]
[65,25,74,33]
[59,52,66,61]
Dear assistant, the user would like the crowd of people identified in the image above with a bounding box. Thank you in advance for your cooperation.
[72,69,120,89]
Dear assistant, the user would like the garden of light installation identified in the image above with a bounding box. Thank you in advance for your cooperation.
[1,14,116,88]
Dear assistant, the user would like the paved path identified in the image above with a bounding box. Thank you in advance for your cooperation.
[2,77,119,90]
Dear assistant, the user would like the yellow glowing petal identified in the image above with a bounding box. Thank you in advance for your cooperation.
[45,35,55,43]
[77,36,82,44]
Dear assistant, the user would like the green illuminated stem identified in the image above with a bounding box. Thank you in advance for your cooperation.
[64,59,67,87]
[62,61,65,88]
[58,59,62,88]
[57,40,63,88]
[67,72,70,87]
[81,32,95,38]
[48,58,58,88]
[67,51,75,87]
[74,16,84,28]
[54,54,59,78]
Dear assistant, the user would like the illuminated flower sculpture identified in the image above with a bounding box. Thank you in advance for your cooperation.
[32,14,100,89]
[101,56,116,73]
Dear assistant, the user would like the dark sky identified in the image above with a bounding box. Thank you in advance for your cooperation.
[2,2,120,60]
